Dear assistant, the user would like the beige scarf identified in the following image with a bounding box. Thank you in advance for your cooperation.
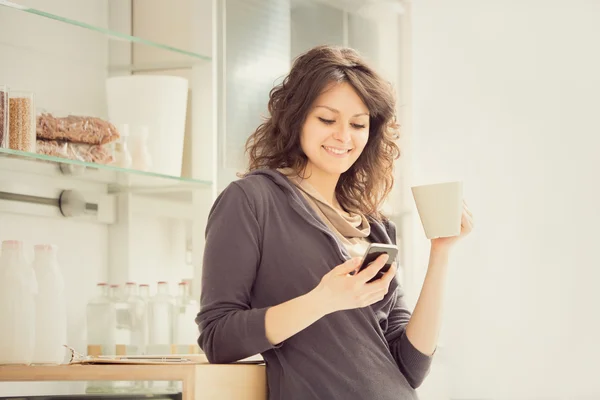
[278,168,371,258]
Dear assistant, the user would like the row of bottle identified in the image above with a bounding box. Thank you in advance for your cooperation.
[0,239,200,366]
[86,280,199,357]
[0,240,67,365]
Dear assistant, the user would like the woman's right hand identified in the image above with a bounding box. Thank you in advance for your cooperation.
[312,255,397,315]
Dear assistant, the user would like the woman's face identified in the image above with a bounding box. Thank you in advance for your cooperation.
[300,82,370,178]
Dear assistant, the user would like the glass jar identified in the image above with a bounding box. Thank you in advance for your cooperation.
[8,90,36,153]
[0,85,8,148]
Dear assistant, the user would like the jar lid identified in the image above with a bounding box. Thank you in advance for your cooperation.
[2,240,23,248]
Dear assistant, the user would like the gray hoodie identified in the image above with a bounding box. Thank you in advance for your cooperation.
[196,169,433,400]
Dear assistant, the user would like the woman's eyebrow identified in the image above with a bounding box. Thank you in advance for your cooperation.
[314,105,369,117]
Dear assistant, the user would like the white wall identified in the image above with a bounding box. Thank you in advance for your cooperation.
[411,1,600,399]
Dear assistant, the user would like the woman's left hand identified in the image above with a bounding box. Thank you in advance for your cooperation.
[430,200,474,252]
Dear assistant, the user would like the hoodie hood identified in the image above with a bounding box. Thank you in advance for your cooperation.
[243,169,394,256]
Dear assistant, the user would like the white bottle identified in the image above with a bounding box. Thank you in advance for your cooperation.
[32,244,67,364]
[138,284,150,354]
[173,281,200,353]
[85,283,117,393]
[123,282,146,355]
[0,240,37,364]
[109,284,130,354]
[86,283,115,357]
[147,281,174,354]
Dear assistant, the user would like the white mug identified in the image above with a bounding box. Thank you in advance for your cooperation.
[411,181,463,239]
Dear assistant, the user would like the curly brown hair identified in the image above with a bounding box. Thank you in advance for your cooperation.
[243,45,401,220]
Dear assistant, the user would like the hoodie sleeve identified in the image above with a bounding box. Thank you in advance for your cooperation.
[384,286,434,389]
[195,182,278,364]
[379,218,434,387]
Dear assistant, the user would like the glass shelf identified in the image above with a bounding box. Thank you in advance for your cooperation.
[0,0,211,63]
[0,147,212,195]
[0,1,212,199]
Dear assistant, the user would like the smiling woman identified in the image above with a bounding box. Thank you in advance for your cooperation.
[243,45,401,219]
[195,45,471,400]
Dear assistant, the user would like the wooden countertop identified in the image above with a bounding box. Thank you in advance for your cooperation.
[0,362,267,400]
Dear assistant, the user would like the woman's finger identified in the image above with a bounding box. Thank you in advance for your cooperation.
[356,254,389,284]
[463,201,473,217]
[462,213,474,230]
[365,262,396,291]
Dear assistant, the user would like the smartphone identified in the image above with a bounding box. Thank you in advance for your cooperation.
[357,243,398,282]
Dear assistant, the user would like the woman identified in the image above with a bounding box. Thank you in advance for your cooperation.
[196,45,473,400]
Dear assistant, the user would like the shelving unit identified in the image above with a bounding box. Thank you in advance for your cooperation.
[0,148,212,191]
[0,147,212,223]
[0,0,217,284]
[0,0,220,397]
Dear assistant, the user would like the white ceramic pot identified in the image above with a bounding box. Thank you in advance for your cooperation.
[106,75,189,177]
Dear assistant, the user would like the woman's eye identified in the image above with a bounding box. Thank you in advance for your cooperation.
[351,123,366,129]
[318,117,335,125]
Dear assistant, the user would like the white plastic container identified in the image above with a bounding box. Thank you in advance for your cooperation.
[85,283,117,393]
[173,281,200,353]
[138,284,150,353]
[106,76,189,177]
[32,244,67,364]
[86,283,116,357]
[147,281,174,354]
[123,282,147,355]
[0,240,37,364]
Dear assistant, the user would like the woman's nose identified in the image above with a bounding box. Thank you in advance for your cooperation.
[332,124,352,144]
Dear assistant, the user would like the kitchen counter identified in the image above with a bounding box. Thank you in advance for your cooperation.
[0,361,267,400]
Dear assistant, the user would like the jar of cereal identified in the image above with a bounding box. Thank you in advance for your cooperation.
[9,91,35,153]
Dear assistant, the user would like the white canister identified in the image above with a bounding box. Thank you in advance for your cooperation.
[106,76,189,177]
[0,240,37,365]
[32,244,67,364]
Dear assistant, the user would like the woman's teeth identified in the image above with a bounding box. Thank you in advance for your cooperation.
[323,146,349,155]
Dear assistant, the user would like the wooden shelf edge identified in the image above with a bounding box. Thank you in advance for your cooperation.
[0,362,267,382]
[0,363,197,382]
